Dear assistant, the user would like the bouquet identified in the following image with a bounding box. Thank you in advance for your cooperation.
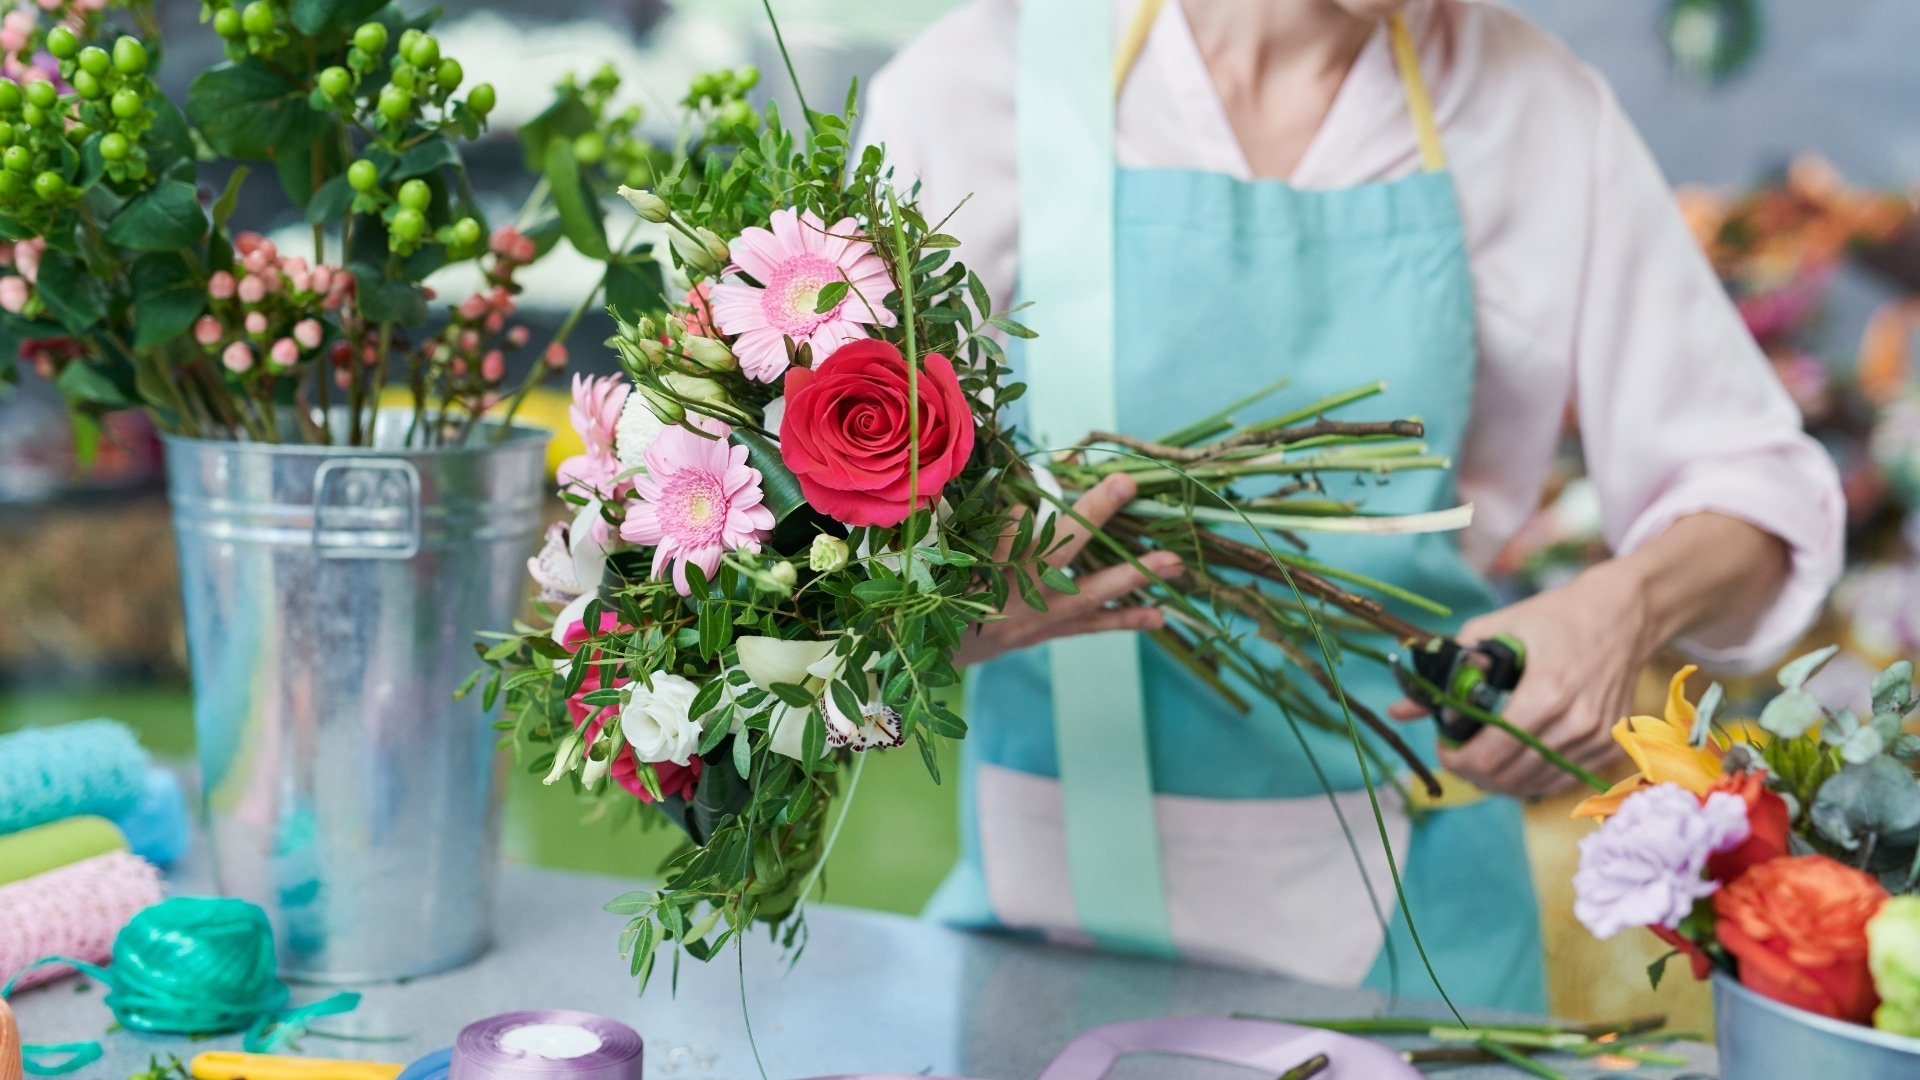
[0,0,683,448]
[482,58,1529,990]
[1568,647,1920,1034]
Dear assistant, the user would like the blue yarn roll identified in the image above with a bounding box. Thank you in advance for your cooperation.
[113,769,191,868]
[0,720,148,836]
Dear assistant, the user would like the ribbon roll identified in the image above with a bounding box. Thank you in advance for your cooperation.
[398,1011,643,1080]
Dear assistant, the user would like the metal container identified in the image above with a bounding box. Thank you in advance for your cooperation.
[1715,973,1920,1078]
[164,412,548,982]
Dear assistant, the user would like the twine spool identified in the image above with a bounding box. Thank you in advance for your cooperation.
[0,852,160,991]
[0,721,147,836]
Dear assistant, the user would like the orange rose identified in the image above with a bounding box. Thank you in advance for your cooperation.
[1706,770,1792,884]
[1714,855,1889,1023]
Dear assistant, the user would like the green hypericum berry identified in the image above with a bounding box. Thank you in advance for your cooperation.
[736,65,760,91]
[451,217,481,247]
[434,59,462,91]
[78,47,111,76]
[0,81,18,112]
[376,84,408,121]
[30,171,59,199]
[397,28,422,55]
[0,172,16,195]
[240,1,274,36]
[466,82,495,116]
[212,8,243,39]
[18,104,42,127]
[389,206,425,241]
[2,146,26,173]
[347,158,378,191]
[405,34,438,67]
[571,132,604,164]
[689,73,715,99]
[396,178,429,211]
[68,122,90,141]
[99,132,129,161]
[72,71,101,100]
[318,66,350,98]
[718,99,752,130]
[110,88,141,119]
[112,37,148,76]
[0,126,13,149]
[389,65,415,92]
[45,27,78,60]
[24,81,56,110]
[352,22,387,54]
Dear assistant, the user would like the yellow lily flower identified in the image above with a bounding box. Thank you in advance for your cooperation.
[1571,665,1724,820]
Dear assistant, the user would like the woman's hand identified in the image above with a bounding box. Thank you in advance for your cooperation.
[955,473,1184,669]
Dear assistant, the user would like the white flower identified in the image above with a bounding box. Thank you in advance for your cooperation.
[569,500,611,596]
[853,498,950,573]
[616,390,667,471]
[622,673,705,766]
[761,395,787,435]
[527,522,581,603]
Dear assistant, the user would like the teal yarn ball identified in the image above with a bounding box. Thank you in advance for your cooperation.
[0,720,148,834]
[104,897,288,1035]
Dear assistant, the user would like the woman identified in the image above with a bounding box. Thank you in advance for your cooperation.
[858,0,1842,1011]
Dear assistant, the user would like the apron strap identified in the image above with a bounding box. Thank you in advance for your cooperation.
[1019,0,1177,957]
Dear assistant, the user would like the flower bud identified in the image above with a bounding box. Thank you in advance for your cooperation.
[767,560,798,592]
[616,185,670,223]
[808,534,850,573]
[670,226,724,275]
[664,371,729,406]
[541,729,584,786]
[681,334,737,372]
[637,385,685,424]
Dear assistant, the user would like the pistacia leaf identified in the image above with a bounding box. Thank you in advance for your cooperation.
[1759,686,1823,739]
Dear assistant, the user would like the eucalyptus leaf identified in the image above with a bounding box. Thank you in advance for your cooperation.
[1758,687,1823,739]
[1777,645,1840,691]
[1841,726,1888,766]
[1811,757,1920,851]
[1689,682,1722,748]
[1873,661,1916,717]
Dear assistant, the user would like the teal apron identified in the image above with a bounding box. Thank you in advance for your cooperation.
[925,1,1545,1013]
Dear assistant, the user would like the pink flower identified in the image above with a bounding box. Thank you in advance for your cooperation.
[222,342,253,373]
[293,319,322,349]
[0,277,27,314]
[618,419,775,595]
[480,350,505,382]
[269,338,299,368]
[557,373,630,499]
[238,275,266,304]
[208,271,236,300]
[193,315,222,346]
[710,207,896,383]
[683,282,716,337]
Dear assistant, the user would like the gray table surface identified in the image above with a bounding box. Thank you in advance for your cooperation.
[9,864,1717,1079]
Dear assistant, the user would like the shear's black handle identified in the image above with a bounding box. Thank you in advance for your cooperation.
[1409,634,1526,746]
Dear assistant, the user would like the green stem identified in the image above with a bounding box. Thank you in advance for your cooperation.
[1399,668,1610,792]
[1475,1040,1568,1080]
[1155,374,1292,447]
[1246,381,1387,433]
[758,0,815,132]
[495,221,643,440]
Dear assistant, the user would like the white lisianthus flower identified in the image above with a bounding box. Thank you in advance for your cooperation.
[622,673,705,766]
[761,395,787,436]
[616,390,667,471]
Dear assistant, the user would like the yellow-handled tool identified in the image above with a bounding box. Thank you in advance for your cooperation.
[189,1051,405,1080]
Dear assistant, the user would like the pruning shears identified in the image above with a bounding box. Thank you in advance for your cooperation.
[1393,634,1526,747]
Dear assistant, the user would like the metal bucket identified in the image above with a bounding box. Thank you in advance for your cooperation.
[1714,973,1920,1078]
[164,412,548,982]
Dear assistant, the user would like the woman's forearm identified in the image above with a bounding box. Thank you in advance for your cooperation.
[1607,511,1792,654]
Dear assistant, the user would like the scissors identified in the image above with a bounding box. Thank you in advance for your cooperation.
[1392,633,1526,746]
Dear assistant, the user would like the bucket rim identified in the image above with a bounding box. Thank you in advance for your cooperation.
[158,408,550,458]
[1714,972,1920,1055]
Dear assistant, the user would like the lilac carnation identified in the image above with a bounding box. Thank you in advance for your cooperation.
[1572,783,1751,940]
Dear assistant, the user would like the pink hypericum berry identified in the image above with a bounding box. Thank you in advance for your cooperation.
[310,266,333,293]
[293,319,322,349]
[361,345,379,366]
[458,329,479,353]
[289,271,311,293]
[480,391,502,411]
[284,256,309,277]
[334,367,352,389]
[506,326,530,347]
[269,338,299,368]
[193,315,222,346]
[458,293,488,321]
[483,313,504,334]
[244,311,268,336]
[450,357,467,376]
[233,233,263,257]
[237,275,266,305]
[543,342,568,369]
[322,292,345,311]
[222,341,253,373]
[13,238,41,283]
[0,277,27,314]
[208,271,236,300]
[480,350,505,382]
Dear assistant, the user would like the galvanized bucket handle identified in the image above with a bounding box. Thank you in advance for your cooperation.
[312,458,422,559]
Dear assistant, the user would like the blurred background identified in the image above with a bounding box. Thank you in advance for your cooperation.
[7,0,1920,1032]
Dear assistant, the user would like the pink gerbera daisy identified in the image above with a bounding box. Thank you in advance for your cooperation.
[557,373,631,499]
[710,208,896,383]
[619,419,776,595]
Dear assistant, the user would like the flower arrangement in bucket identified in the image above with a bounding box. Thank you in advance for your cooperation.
[1568,647,1920,1059]
[0,0,687,447]
[477,51,1605,991]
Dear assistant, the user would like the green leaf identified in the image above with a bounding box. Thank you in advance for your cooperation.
[988,315,1038,339]
[543,138,609,260]
[800,703,824,768]
[1646,950,1677,991]
[1759,687,1823,739]
[349,264,428,325]
[146,96,196,174]
[604,253,665,319]
[769,682,816,710]
[732,429,807,522]
[212,166,251,229]
[517,92,595,174]
[35,250,106,335]
[105,181,207,252]
[187,61,318,161]
[291,0,387,36]
[394,133,460,180]
[813,280,849,314]
[131,253,207,350]
[603,890,653,915]
[526,635,573,661]
[827,680,864,731]
[305,174,354,225]
[697,601,730,660]
[1039,566,1079,595]
[56,361,137,408]
[732,722,753,779]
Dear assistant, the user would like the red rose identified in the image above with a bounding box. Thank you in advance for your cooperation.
[779,338,976,527]
[1713,855,1888,1023]
[561,613,701,804]
[1706,769,1791,884]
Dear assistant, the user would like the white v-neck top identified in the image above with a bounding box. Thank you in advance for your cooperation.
[859,0,1843,669]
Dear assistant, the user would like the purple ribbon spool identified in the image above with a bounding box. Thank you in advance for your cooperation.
[446,1010,644,1080]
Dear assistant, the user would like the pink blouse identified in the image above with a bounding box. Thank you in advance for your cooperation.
[858,0,1844,671]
